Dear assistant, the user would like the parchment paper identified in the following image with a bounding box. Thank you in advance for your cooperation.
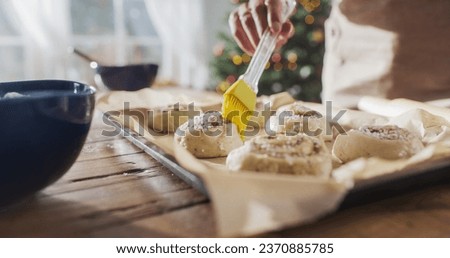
[98,88,450,236]
[358,96,450,121]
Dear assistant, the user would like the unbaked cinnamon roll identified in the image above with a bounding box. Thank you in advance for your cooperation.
[226,134,332,176]
[175,111,242,158]
[270,103,331,141]
[148,103,201,133]
[332,125,424,162]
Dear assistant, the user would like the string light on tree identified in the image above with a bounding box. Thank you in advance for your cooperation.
[274,62,283,71]
[300,0,321,12]
[226,74,237,84]
[271,53,282,63]
[304,14,314,24]
[232,55,243,65]
[288,62,298,71]
[287,52,298,63]
[312,29,324,43]
[242,53,251,64]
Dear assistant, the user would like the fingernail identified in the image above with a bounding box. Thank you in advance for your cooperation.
[272,22,281,34]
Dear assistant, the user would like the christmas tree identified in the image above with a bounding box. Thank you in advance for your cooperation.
[211,0,331,102]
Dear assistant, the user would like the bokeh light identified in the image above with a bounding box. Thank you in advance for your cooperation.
[226,74,236,84]
[271,53,282,63]
[288,62,298,71]
[287,52,298,63]
[232,55,243,65]
[299,66,313,79]
[216,81,230,94]
[271,83,283,92]
[242,53,251,63]
[305,15,315,25]
[274,62,283,71]
[299,0,321,12]
[312,29,324,42]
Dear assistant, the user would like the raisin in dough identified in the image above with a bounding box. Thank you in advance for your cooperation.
[175,112,243,158]
[270,103,331,141]
[332,125,424,162]
[226,134,332,177]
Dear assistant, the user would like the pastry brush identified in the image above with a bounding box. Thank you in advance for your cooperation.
[222,0,297,139]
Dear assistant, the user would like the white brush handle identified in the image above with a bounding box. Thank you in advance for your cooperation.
[241,0,297,93]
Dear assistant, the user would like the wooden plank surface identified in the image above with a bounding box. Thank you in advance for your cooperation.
[1,110,450,237]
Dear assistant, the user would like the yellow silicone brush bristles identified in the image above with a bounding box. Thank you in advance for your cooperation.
[222,79,257,140]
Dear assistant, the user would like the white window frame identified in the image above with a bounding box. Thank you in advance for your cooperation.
[71,0,161,65]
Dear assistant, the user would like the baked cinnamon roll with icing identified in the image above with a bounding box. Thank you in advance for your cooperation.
[332,125,424,162]
[226,134,332,177]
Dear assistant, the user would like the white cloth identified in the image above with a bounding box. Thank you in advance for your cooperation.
[145,0,209,89]
[322,0,450,108]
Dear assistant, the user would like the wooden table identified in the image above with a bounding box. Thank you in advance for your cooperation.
[1,110,450,237]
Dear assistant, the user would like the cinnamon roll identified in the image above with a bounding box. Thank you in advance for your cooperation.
[270,103,331,141]
[332,125,424,162]
[148,104,201,133]
[226,134,332,177]
[175,112,242,158]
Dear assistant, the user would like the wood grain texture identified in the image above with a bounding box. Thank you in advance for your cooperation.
[0,110,449,237]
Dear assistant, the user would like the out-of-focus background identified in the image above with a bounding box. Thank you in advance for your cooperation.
[0,0,329,101]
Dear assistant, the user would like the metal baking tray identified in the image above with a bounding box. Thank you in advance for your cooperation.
[104,112,450,209]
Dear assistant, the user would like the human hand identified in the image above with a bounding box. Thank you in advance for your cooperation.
[229,0,295,55]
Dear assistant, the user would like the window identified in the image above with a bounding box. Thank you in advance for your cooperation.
[0,0,162,85]
[70,0,162,85]
[0,6,25,80]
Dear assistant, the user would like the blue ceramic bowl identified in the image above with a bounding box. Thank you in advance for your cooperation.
[0,80,95,207]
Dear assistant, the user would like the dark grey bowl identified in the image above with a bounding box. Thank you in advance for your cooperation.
[0,80,95,208]
[95,63,158,91]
